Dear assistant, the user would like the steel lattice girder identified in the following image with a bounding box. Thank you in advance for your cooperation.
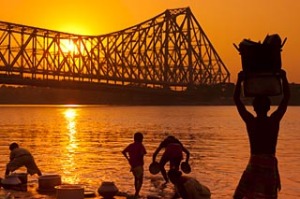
[0,7,230,91]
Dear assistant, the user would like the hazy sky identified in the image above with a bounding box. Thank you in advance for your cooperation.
[1,0,299,83]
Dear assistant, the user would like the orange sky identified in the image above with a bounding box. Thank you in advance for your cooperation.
[1,0,299,83]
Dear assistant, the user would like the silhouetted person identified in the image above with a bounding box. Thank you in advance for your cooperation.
[5,142,42,177]
[168,169,211,199]
[152,135,190,184]
[233,69,290,199]
[122,132,147,198]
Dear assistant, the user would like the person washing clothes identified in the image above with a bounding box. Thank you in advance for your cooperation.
[5,142,42,177]
[151,135,190,184]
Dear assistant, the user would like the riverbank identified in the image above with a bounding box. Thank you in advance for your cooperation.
[0,183,167,199]
[0,83,299,105]
[0,84,235,105]
[0,183,129,199]
[0,183,56,199]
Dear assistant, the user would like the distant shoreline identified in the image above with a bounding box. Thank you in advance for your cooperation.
[0,84,299,105]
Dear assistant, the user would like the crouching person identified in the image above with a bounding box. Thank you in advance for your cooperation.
[168,169,211,199]
[5,142,42,177]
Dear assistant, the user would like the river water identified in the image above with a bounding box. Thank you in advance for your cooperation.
[0,105,299,198]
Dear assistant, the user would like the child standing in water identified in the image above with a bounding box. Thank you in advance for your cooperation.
[122,132,147,198]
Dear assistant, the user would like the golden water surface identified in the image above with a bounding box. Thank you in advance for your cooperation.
[0,105,299,198]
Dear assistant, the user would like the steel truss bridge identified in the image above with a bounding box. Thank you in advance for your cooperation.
[0,7,230,97]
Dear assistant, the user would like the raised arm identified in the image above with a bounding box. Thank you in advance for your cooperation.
[233,71,253,122]
[271,69,290,120]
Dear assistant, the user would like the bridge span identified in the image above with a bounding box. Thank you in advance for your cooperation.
[0,7,231,103]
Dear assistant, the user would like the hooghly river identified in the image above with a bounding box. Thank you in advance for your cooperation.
[0,105,299,198]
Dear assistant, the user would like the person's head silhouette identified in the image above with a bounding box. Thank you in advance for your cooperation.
[252,95,271,115]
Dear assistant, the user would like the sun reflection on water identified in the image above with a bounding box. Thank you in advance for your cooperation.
[62,108,79,184]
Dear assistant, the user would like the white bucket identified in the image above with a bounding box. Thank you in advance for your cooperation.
[55,184,84,199]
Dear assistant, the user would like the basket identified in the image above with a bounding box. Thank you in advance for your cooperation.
[235,34,286,73]
[243,73,282,97]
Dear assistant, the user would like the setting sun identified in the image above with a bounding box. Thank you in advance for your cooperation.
[64,108,77,120]
[60,39,83,55]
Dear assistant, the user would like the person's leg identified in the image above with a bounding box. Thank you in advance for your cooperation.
[132,166,144,198]
[25,156,42,176]
[5,167,10,176]
[170,157,182,170]
[134,175,143,198]
[159,155,169,183]
[36,169,42,176]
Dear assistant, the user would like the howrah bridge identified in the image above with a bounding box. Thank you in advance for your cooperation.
[0,7,231,103]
